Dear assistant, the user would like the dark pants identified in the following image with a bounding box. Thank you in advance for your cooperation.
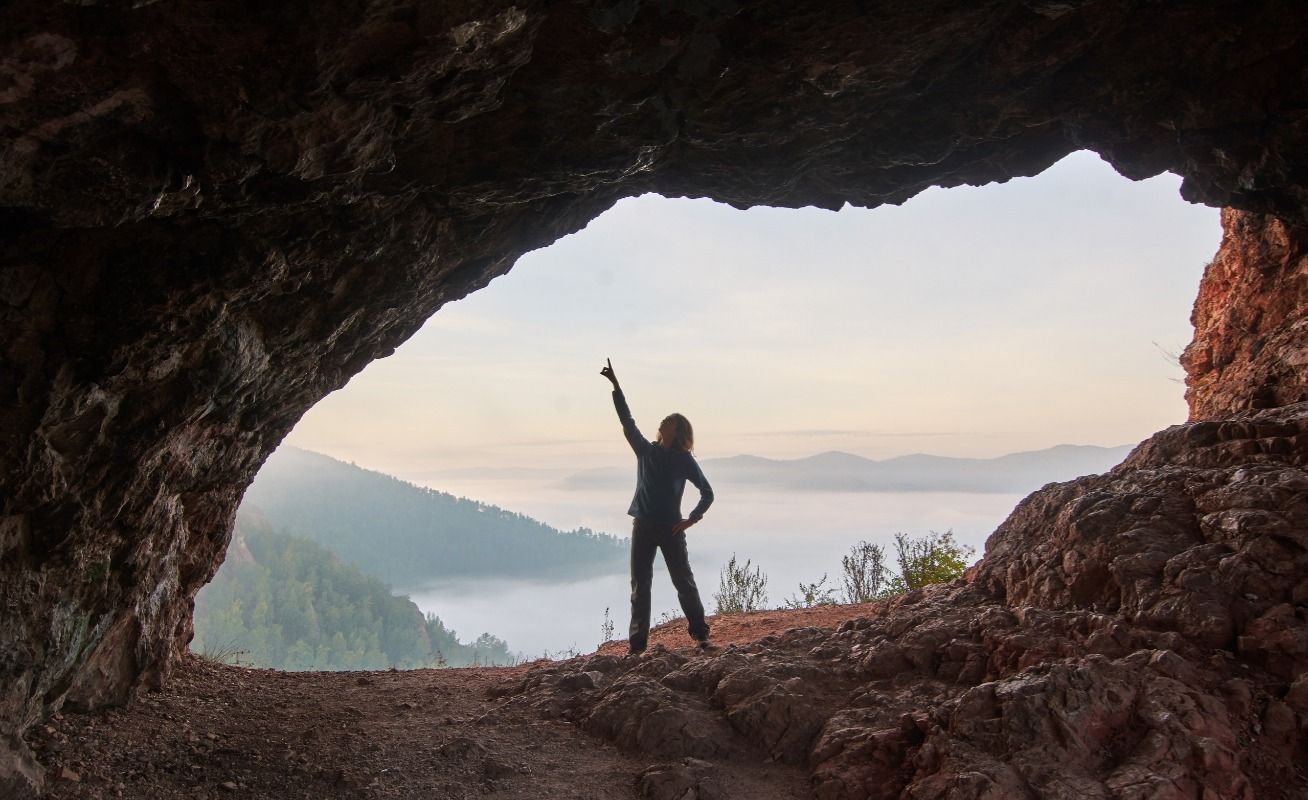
[629,517,710,650]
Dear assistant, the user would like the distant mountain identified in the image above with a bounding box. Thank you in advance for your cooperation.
[240,447,627,588]
[562,443,1134,494]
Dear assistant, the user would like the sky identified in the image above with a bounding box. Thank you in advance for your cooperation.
[284,150,1222,480]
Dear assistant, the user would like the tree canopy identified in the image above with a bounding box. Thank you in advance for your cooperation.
[193,517,517,670]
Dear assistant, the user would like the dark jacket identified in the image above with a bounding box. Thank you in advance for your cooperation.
[612,389,714,524]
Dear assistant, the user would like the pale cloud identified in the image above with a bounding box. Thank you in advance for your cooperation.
[289,150,1220,474]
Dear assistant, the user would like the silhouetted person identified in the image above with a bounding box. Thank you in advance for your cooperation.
[600,358,714,655]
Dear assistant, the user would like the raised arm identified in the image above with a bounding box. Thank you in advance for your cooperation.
[601,359,649,456]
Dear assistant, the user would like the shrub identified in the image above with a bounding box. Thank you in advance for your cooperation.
[840,540,890,603]
[714,554,769,614]
[783,573,838,609]
[884,530,975,594]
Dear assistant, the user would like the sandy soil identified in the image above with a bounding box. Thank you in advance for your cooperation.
[27,604,876,799]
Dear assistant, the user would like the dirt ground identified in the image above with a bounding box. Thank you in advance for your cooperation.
[27,604,877,799]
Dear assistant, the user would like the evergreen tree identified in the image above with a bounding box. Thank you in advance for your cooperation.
[193,517,519,670]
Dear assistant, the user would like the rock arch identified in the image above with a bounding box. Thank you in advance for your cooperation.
[3,1,1308,792]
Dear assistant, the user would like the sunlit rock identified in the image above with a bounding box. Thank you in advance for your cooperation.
[1184,209,1308,420]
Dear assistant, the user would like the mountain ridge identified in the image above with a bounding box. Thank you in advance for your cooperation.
[563,442,1134,494]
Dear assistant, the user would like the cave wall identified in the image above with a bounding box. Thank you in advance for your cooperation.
[4,0,1308,793]
[1183,209,1308,420]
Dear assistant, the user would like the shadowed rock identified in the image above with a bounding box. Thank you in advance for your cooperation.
[6,0,1308,794]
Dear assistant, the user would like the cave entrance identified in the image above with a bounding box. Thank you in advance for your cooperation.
[199,150,1220,664]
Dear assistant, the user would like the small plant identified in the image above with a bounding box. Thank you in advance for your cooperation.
[600,606,615,644]
[194,638,249,666]
[783,573,838,609]
[885,530,974,594]
[714,554,769,614]
[840,541,889,603]
[656,608,685,626]
[541,645,581,661]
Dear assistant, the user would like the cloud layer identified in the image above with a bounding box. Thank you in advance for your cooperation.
[288,151,1220,475]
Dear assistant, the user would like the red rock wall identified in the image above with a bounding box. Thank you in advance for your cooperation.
[1183,209,1308,420]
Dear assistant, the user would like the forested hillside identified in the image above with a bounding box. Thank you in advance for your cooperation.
[193,515,517,670]
[241,446,626,588]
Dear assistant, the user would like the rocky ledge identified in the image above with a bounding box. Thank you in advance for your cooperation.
[504,404,1308,799]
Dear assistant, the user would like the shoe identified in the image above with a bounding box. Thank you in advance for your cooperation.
[628,644,646,656]
[695,639,716,654]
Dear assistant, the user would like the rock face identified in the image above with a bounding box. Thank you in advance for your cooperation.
[510,403,1308,798]
[4,0,1308,795]
[1183,209,1308,420]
